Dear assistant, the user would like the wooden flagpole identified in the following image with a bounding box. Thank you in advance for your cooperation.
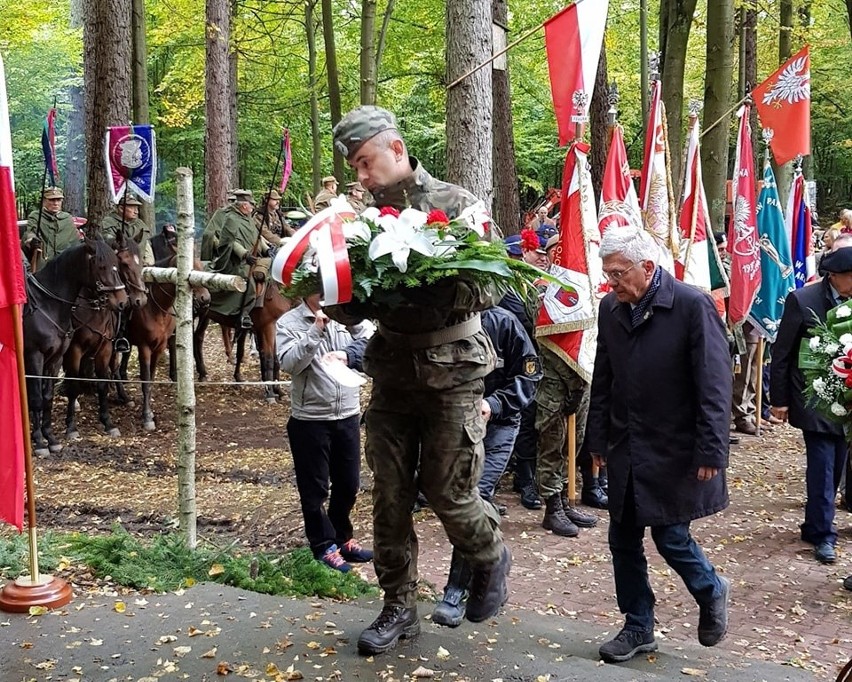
[446,22,544,90]
[755,337,765,437]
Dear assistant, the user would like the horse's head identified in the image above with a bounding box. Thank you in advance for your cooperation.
[192,257,211,313]
[110,232,148,309]
[84,236,128,312]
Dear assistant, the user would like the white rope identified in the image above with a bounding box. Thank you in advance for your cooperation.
[23,374,291,388]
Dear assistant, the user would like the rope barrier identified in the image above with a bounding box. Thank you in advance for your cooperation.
[23,374,292,388]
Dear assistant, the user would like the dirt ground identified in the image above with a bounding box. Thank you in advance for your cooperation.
[6,330,852,679]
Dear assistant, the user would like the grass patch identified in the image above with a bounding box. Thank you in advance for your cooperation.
[1,526,377,600]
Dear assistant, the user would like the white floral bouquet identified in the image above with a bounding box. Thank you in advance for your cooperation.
[800,301,852,422]
[272,197,559,305]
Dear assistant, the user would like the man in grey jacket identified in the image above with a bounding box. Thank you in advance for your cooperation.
[277,293,375,572]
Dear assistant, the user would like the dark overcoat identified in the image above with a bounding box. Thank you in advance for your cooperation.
[587,269,731,526]
[770,277,844,436]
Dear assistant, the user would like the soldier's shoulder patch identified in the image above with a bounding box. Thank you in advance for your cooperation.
[524,356,541,376]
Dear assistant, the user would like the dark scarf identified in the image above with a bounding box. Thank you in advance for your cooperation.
[630,267,662,327]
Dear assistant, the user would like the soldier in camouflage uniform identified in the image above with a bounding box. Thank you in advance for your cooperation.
[22,187,81,271]
[535,234,599,537]
[327,106,511,656]
[100,193,155,265]
[313,175,338,211]
[200,191,235,262]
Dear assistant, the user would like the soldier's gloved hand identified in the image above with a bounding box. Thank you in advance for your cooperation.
[265,246,277,259]
[244,253,258,266]
[28,237,42,250]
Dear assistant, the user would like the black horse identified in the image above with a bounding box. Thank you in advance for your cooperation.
[23,237,128,456]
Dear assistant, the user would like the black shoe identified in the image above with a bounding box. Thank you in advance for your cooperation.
[698,576,730,647]
[433,550,471,628]
[599,628,657,663]
[114,337,131,353]
[581,485,608,509]
[519,482,542,510]
[512,476,524,493]
[815,541,836,564]
[494,502,508,516]
[357,605,420,655]
[411,491,429,513]
[563,503,598,528]
[542,494,579,537]
[843,575,852,591]
[466,545,511,623]
[729,435,740,445]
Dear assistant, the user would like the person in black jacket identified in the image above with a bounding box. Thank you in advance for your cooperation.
[431,305,542,627]
[771,246,852,565]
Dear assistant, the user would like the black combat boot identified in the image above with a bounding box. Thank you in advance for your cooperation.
[580,461,608,509]
[432,549,472,627]
[466,544,511,622]
[598,465,608,494]
[561,481,598,528]
[515,460,542,509]
[542,494,579,537]
[357,604,420,655]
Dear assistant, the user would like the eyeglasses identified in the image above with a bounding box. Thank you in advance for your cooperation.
[602,263,637,283]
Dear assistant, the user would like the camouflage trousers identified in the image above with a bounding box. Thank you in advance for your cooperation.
[534,346,589,500]
[364,380,503,609]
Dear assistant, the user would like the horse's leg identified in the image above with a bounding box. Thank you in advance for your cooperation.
[114,348,132,404]
[41,365,62,454]
[26,353,49,456]
[258,326,276,404]
[96,344,120,437]
[139,345,156,432]
[63,347,83,440]
[194,314,210,381]
[270,324,282,397]
[222,325,234,365]
[168,334,177,382]
[233,329,247,384]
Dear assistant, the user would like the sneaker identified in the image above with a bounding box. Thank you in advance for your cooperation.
[320,544,351,573]
[340,539,373,563]
[598,628,658,663]
[357,605,420,655]
[698,576,730,647]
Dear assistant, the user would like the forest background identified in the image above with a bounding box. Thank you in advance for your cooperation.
[0,0,849,233]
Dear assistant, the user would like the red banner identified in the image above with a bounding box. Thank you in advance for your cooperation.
[753,45,810,165]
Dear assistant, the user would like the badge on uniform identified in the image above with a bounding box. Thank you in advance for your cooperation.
[524,357,541,376]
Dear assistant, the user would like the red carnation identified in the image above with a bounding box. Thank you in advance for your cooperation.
[379,206,400,218]
[845,375,852,389]
[520,228,539,252]
[426,209,450,226]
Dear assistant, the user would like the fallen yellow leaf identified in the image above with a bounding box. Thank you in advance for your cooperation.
[29,606,48,616]
[114,601,126,613]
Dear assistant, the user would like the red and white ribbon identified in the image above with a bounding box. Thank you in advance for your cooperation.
[831,349,852,384]
[271,197,356,305]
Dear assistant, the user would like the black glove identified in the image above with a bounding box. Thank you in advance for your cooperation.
[265,246,277,259]
[28,237,42,250]
[244,253,258,266]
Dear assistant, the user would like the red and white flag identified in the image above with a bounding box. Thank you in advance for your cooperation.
[786,169,815,288]
[753,45,810,166]
[544,0,609,147]
[728,104,761,326]
[598,124,642,236]
[675,113,716,290]
[639,80,677,272]
[0,53,26,531]
[535,142,601,382]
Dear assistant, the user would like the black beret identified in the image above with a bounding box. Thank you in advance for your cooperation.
[820,247,852,274]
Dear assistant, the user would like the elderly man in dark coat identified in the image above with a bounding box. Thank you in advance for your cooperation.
[588,226,732,664]
[770,246,852,565]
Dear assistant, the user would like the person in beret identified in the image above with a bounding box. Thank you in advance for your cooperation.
[771,241,852,565]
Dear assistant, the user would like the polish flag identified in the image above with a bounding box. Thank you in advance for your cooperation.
[598,124,642,236]
[639,80,677,272]
[786,169,815,288]
[0,52,27,530]
[728,104,761,326]
[544,0,609,146]
[753,46,810,166]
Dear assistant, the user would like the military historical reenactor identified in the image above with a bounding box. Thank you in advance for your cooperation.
[100,193,155,265]
[254,189,292,243]
[22,187,81,271]
[313,175,338,211]
[346,181,367,213]
[200,191,236,262]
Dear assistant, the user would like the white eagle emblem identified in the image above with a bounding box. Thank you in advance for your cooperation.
[762,56,810,106]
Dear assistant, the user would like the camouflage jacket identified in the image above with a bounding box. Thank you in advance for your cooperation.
[24,209,81,269]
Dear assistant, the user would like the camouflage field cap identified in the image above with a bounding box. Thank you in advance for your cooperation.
[44,187,64,200]
[333,106,398,160]
[122,193,143,206]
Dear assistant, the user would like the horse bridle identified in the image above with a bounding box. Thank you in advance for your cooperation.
[114,246,149,296]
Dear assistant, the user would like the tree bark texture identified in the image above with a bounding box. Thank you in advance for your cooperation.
[229,17,239,189]
[360,0,377,105]
[590,42,609,209]
[742,4,759,174]
[375,0,396,83]
[306,0,322,193]
[321,0,344,181]
[773,0,794,206]
[701,0,735,236]
[446,0,493,206]
[661,0,698,190]
[491,0,519,233]
[132,0,154,227]
[65,0,86,217]
[640,0,649,123]
[84,0,133,225]
[205,0,233,218]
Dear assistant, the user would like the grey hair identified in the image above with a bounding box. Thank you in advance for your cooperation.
[599,226,660,264]
[831,232,852,251]
[370,128,406,152]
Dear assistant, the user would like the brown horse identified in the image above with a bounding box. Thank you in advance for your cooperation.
[193,283,291,403]
[63,233,148,440]
[125,255,210,431]
[23,237,128,456]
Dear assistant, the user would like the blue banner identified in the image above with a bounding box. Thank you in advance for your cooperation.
[104,124,157,203]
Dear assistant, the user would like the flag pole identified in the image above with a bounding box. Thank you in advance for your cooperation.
[755,337,765,437]
[0,303,73,612]
[681,103,704,281]
[446,22,544,90]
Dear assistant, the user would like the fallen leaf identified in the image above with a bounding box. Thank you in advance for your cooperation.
[201,647,218,659]
[157,635,178,645]
[114,601,126,614]
[216,660,234,675]
[436,646,450,661]
[174,645,192,656]
[681,668,707,677]
[208,564,225,577]
[412,666,435,678]
[306,641,321,650]
[28,606,48,616]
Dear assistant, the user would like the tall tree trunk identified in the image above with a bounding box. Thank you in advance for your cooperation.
[65,0,86,216]
[701,0,735,236]
[360,0,377,105]
[205,0,233,218]
[590,42,609,208]
[229,0,239,189]
[375,0,397,81]
[773,0,794,206]
[847,0,852,44]
[742,3,759,173]
[84,0,132,224]
[661,0,698,188]
[640,0,649,122]
[131,0,154,227]
[306,0,322,193]
[491,0,519,233]
[446,0,493,204]
[321,0,344,181]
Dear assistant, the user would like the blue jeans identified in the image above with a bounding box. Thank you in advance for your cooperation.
[478,417,521,500]
[801,430,848,546]
[609,479,723,633]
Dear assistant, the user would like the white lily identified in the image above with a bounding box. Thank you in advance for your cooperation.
[360,206,381,222]
[429,231,458,257]
[343,220,372,243]
[458,201,491,237]
[368,210,436,273]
